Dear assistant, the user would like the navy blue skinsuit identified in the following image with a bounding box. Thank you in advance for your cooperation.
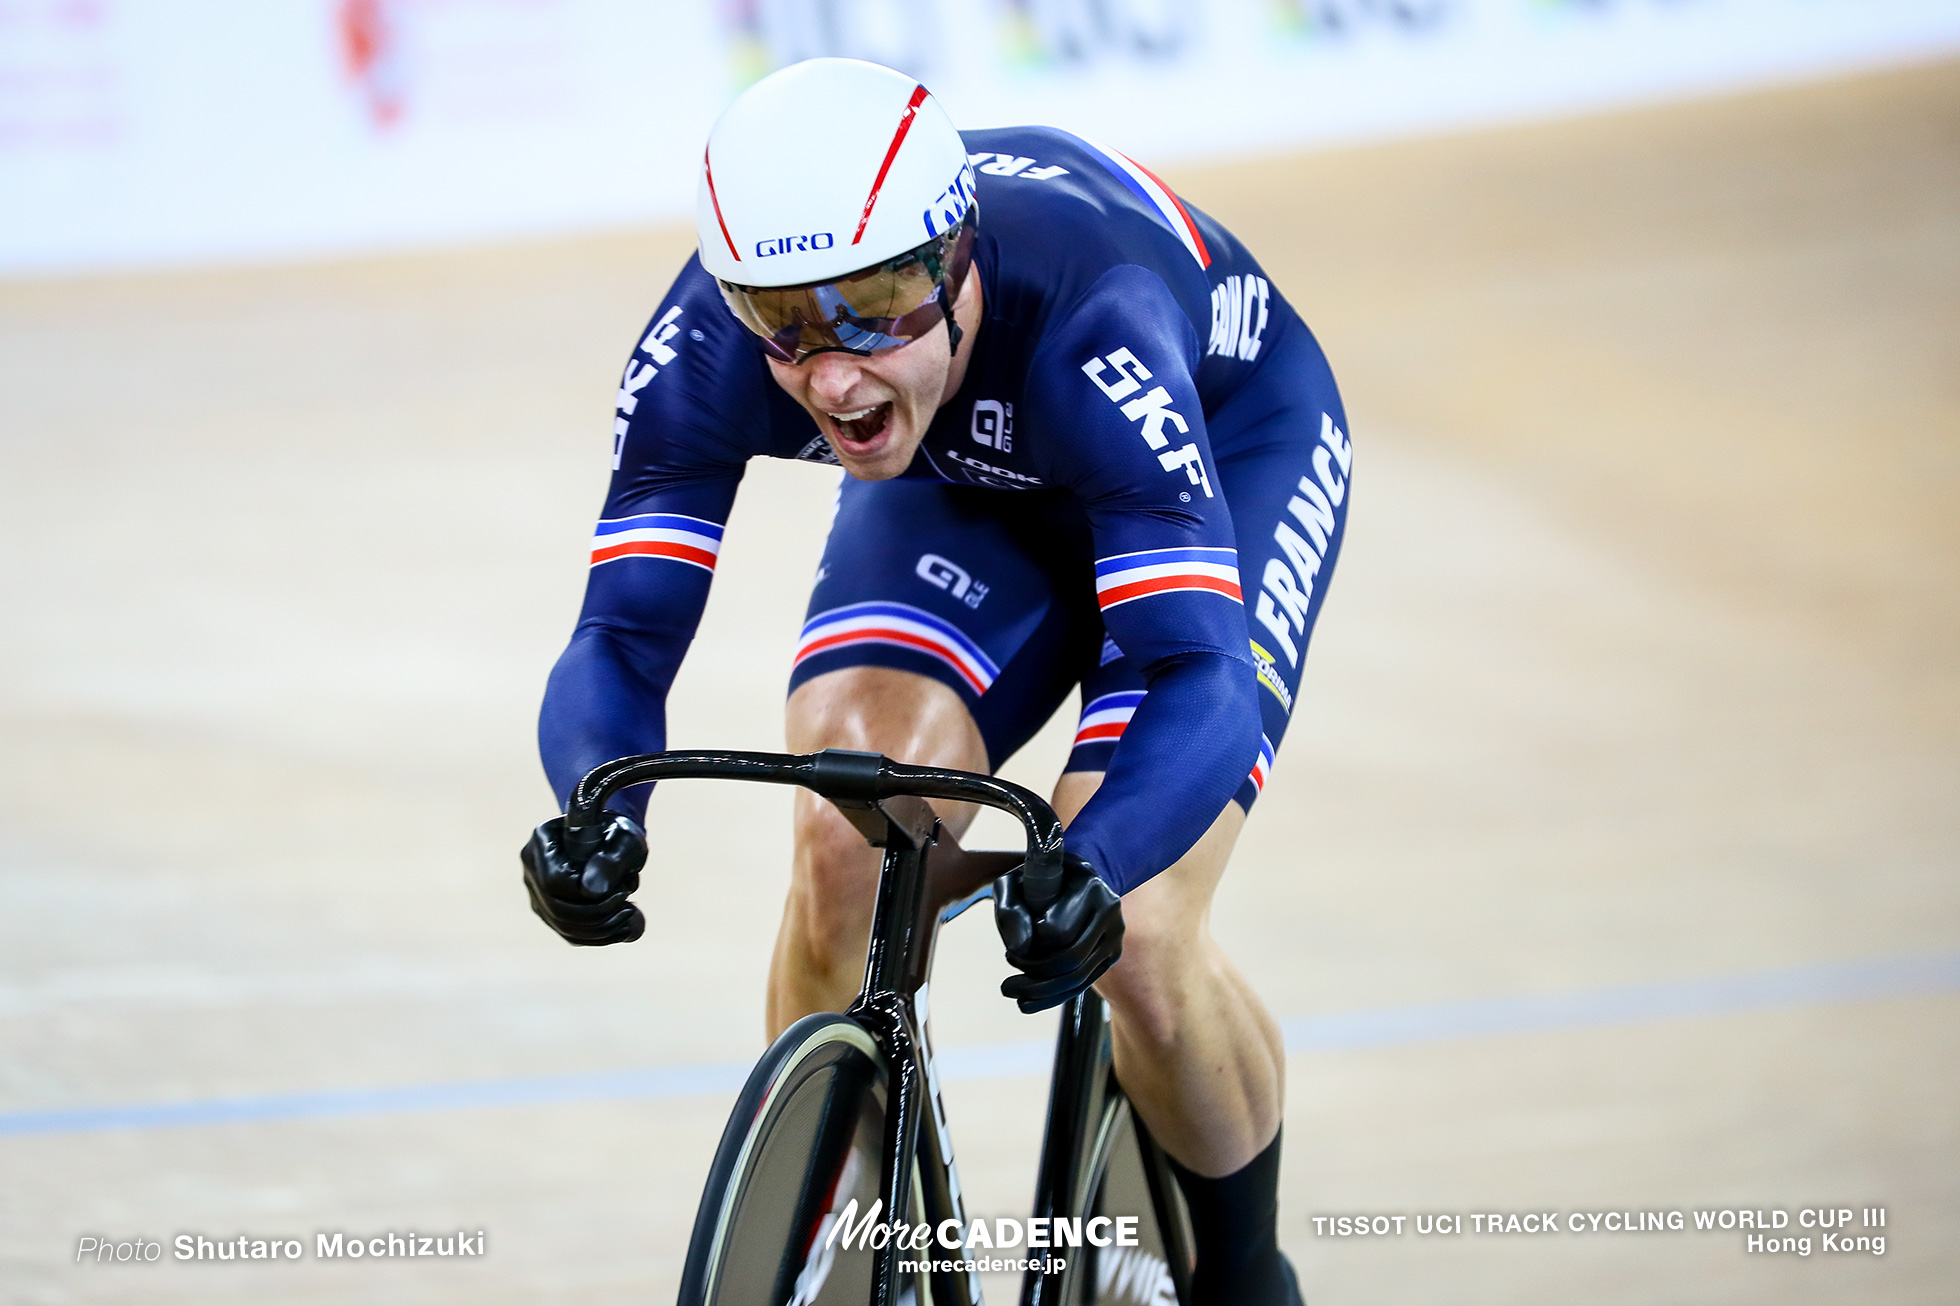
[541,126,1350,896]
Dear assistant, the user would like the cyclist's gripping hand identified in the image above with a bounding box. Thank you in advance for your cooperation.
[521,814,648,946]
[993,852,1123,1014]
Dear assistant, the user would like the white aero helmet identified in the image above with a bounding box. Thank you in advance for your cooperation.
[698,58,978,363]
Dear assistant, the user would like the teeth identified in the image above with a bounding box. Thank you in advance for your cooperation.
[827,406,876,423]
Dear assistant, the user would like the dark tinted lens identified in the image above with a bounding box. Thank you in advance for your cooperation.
[718,217,974,363]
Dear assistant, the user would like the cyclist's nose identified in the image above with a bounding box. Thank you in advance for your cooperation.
[803,352,871,408]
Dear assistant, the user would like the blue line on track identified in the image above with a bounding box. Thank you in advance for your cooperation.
[2,951,1953,1139]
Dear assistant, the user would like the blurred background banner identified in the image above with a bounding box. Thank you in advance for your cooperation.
[3,0,1959,273]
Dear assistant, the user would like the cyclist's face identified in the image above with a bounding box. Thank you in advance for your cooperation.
[766,271,981,481]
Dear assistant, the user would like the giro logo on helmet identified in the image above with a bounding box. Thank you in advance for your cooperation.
[757,233,836,258]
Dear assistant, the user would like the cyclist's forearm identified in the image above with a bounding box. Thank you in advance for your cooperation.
[538,621,683,820]
[1062,650,1261,896]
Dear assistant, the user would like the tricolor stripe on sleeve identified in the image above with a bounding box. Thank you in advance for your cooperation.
[795,601,1001,696]
[1065,132,1211,270]
[1073,691,1145,749]
[1248,734,1276,795]
[590,513,724,572]
[1094,547,1242,611]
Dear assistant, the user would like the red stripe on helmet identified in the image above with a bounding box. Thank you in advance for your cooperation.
[851,84,931,247]
[703,146,740,262]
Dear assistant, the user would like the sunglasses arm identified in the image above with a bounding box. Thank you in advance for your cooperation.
[941,288,963,357]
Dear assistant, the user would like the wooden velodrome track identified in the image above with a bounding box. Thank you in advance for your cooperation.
[1,58,1955,1306]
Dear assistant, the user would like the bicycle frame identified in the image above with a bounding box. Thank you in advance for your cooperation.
[566,748,1187,1306]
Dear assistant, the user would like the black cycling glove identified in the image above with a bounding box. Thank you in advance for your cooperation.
[993,852,1124,1014]
[521,813,648,946]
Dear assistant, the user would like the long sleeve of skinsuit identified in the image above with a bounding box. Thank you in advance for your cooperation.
[538,275,770,821]
[1022,265,1263,894]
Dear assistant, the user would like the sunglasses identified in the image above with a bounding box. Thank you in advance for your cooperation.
[716,215,975,365]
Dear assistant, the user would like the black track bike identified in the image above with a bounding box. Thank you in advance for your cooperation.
[563,748,1195,1306]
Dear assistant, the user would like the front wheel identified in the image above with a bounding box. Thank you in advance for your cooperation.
[678,1013,920,1306]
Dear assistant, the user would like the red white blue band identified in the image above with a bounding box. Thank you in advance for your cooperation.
[795,601,1001,696]
[590,513,724,572]
[1073,690,1145,749]
[1248,734,1276,795]
[1094,547,1242,611]
[1066,132,1212,270]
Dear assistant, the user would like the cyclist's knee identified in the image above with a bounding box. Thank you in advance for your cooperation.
[1050,769,1103,826]
[788,794,881,962]
[1092,804,1241,1043]
[786,666,984,768]
[1096,902,1205,1049]
[787,667,989,845]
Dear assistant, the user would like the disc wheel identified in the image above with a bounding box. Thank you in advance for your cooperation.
[678,1012,919,1306]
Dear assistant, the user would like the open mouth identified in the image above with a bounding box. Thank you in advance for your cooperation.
[826,402,894,451]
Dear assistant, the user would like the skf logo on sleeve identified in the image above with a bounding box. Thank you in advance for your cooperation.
[1208,275,1270,361]
[1253,413,1351,667]
[613,306,685,469]
[1080,348,1213,498]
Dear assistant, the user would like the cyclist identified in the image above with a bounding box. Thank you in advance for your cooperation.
[524,58,1348,1305]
